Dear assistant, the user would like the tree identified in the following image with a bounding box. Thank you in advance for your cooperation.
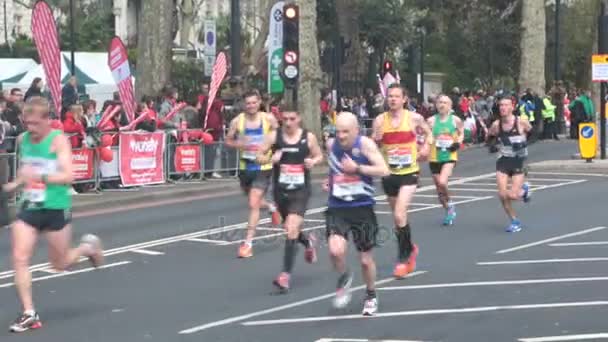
[518,0,546,94]
[177,0,205,48]
[136,0,174,99]
[297,0,323,139]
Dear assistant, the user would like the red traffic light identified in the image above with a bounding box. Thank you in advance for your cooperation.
[384,61,392,71]
[284,4,298,20]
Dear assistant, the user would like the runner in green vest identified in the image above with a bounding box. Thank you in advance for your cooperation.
[427,95,464,226]
[1,97,104,333]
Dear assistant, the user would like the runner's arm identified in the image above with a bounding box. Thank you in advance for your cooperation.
[46,134,74,184]
[255,130,278,165]
[454,116,465,144]
[413,113,434,145]
[1,134,24,192]
[359,136,390,177]
[224,117,244,149]
[306,132,324,167]
[371,114,384,143]
[266,113,279,131]
[486,120,500,153]
[519,119,533,135]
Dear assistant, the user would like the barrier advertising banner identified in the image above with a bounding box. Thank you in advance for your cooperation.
[174,144,201,173]
[72,148,95,180]
[119,132,165,186]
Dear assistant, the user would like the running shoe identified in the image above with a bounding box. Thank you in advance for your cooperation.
[522,182,531,203]
[9,312,41,333]
[238,242,253,258]
[506,219,522,233]
[272,272,290,293]
[269,204,281,225]
[362,296,378,316]
[332,271,353,309]
[393,244,419,278]
[81,234,104,268]
[304,233,318,264]
[443,204,456,226]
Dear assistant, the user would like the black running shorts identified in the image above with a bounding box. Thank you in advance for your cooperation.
[238,170,272,192]
[274,188,310,219]
[382,173,419,197]
[429,161,456,175]
[496,157,525,177]
[17,209,72,231]
[325,206,378,252]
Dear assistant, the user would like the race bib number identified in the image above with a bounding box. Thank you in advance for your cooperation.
[332,174,367,201]
[387,147,412,168]
[24,181,46,203]
[436,135,454,150]
[279,164,305,187]
[508,136,526,144]
[241,136,263,161]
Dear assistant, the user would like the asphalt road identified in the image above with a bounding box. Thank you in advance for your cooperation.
[2,139,607,342]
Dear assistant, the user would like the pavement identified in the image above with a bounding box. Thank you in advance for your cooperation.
[3,139,608,342]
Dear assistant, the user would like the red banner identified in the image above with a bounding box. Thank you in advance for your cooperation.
[72,148,94,180]
[108,37,135,122]
[32,1,61,116]
[205,52,227,129]
[174,144,201,173]
[119,132,165,186]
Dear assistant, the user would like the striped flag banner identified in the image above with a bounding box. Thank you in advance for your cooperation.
[108,36,135,122]
[97,105,122,130]
[204,52,227,129]
[163,102,188,123]
[31,1,61,116]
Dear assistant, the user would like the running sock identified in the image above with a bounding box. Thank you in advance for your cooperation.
[297,232,311,248]
[283,239,298,273]
[24,310,35,316]
[337,269,352,289]
[366,289,377,299]
[396,224,413,262]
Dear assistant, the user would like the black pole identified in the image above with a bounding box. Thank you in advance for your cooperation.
[554,0,561,82]
[69,0,75,75]
[419,30,425,105]
[3,0,8,50]
[600,2,608,159]
[230,0,241,79]
[335,36,343,112]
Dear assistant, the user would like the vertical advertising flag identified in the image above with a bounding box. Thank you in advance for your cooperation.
[108,36,135,122]
[268,1,285,94]
[204,52,227,129]
[31,1,61,116]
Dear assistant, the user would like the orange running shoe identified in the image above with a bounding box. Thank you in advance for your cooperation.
[238,243,253,258]
[393,244,419,279]
[272,272,290,292]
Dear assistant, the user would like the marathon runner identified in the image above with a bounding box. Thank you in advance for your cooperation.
[486,96,532,232]
[325,112,389,316]
[427,95,464,226]
[1,98,103,333]
[225,90,280,258]
[255,108,323,292]
[372,84,433,279]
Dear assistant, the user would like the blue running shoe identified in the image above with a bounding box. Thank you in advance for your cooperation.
[443,204,456,226]
[522,182,531,203]
[506,219,522,233]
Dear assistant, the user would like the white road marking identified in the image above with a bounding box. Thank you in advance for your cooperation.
[378,276,608,291]
[255,227,285,232]
[458,182,498,186]
[185,238,230,245]
[526,177,582,182]
[413,194,481,199]
[177,271,427,334]
[131,249,165,256]
[303,219,325,223]
[550,241,608,247]
[518,333,608,342]
[495,226,607,254]
[448,188,497,192]
[529,171,608,177]
[225,225,326,245]
[0,261,131,289]
[478,257,608,265]
[530,180,587,191]
[241,301,608,326]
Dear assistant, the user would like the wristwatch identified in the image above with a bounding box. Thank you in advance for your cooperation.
[41,174,48,184]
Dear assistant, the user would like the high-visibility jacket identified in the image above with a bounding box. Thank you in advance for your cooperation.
[542,97,556,121]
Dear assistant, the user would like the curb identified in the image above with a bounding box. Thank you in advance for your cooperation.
[528,160,608,174]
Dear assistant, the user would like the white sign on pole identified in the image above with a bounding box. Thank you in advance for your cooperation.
[203,19,217,77]
[268,1,285,94]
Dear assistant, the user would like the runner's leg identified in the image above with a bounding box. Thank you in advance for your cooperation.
[497,171,516,220]
[283,213,304,272]
[394,185,416,261]
[439,163,455,206]
[245,187,265,243]
[508,173,526,201]
[46,224,102,271]
[11,220,38,312]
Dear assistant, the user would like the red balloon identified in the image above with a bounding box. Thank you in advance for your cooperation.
[101,134,113,147]
[201,132,214,145]
[99,147,113,162]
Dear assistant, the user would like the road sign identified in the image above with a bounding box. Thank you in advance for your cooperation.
[285,51,297,64]
[284,65,298,79]
[579,122,597,160]
[592,54,608,82]
[203,19,216,77]
[268,1,285,94]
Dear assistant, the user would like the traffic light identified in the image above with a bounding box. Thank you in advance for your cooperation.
[383,60,393,75]
[282,3,299,88]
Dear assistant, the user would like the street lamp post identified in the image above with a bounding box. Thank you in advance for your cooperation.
[554,0,561,82]
[69,0,75,75]
[418,27,426,105]
[230,0,241,80]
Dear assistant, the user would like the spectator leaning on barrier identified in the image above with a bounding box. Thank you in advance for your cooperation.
[159,86,180,128]
[63,104,87,148]
[83,100,98,126]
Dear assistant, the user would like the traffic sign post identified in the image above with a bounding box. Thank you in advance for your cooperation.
[268,1,285,94]
[203,19,216,77]
[597,6,608,159]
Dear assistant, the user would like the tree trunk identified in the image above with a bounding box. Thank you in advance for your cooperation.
[248,0,272,73]
[518,0,546,94]
[296,0,322,139]
[335,0,365,95]
[136,0,174,99]
[179,0,194,48]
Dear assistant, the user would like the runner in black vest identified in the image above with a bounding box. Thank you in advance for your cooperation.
[256,109,323,293]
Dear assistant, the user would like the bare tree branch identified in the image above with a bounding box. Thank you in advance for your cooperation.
[13,0,33,9]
